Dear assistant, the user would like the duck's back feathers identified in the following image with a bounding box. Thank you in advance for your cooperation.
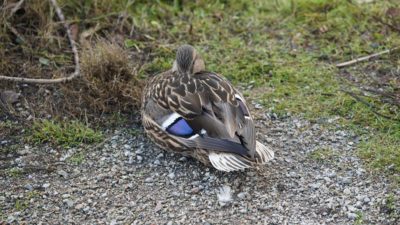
[141,45,274,171]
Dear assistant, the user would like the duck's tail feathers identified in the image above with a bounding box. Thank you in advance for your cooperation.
[208,141,274,172]
[255,141,274,163]
[208,152,253,172]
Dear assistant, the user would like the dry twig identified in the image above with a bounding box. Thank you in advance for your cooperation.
[373,16,400,33]
[336,47,399,68]
[9,0,25,16]
[341,89,399,121]
[0,0,80,84]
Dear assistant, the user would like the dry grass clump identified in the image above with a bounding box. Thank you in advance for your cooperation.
[67,40,143,114]
[0,1,144,120]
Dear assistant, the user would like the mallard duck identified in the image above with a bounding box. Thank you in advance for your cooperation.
[141,44,274,172]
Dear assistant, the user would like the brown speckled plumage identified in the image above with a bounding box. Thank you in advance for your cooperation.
[141,45,274,171]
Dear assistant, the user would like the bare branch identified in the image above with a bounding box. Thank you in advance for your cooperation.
[0,0,80,84]
[373,16,400,33]
[336,47,399,68]
[341,89,399,121]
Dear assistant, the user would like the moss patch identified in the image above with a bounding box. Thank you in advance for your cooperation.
[29,120,103,147]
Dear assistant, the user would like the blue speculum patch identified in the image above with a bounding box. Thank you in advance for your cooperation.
[167,118,194,137]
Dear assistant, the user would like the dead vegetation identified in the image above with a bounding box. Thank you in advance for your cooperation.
[0,0,144,121]
[66,40,142,114]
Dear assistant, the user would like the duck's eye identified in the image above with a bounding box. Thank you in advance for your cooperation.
[236,98,249,117]
[166,118,194,137]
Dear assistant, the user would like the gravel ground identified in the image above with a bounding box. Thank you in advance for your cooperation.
[1,109,399,225]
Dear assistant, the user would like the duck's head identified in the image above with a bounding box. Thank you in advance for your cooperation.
[172,44,205,74]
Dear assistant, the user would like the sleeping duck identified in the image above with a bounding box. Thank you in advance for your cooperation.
[141,44,274,172]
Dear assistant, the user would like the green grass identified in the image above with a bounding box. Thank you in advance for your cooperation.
[68,152,85,164]
[354,211,364,225]
[13,191,39,212]
[382,193,400,220]
[29,120,103,147]
[14,199,28,211]
[359,132,400,174]
[6,167,24,177]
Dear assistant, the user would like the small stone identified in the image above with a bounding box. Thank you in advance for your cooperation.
[57,170,68,178]
[288,172,298,177]
[123,144,131,149]
[153,160,161,165]
[135,149,144,155]
[237,192,247,199]
[347,205,356,212]
[310,183,321,189]
[347,212,357,220]
[284,158,292,163]
[255,103,262,109]
[356,168,366,176]
[7,215,16,223]
[178,157,187,162]
[1,90,20,104]
[191,187,200,193]
[167,221,173,225]
[327,172,336,178]
[145,177,153,183]
[363,197,370,203]
[343,188,351,195]
[239,208,248,213]
[63,199,74,207]
[42,183,50,189]
[24,184,33,191]
[168,173,175,179]
[62,194,70,198]
[137,155,143,161]
[340,177,352,185]
[75,203,84,210]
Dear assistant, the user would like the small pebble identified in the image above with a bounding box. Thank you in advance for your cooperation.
[347,212,357,220]
[24,184,33,191]
[63,199,74,208]
[168,173,175,179]
[57,170,68,178]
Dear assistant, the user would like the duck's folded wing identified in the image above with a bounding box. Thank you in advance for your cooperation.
[146,71,257,155]
[142,113,249,155]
